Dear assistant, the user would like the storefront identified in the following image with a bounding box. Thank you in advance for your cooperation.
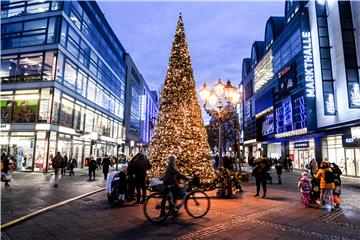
[289,138,315,170]
[266,143,281,159]
[322,135,360,177]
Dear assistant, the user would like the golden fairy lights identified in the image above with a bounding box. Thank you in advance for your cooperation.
[148,15,216,184]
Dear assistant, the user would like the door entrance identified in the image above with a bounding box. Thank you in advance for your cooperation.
[297,150,309,169]
[345,148,357,176]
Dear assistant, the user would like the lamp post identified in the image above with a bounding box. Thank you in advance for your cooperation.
[199,79,241,167]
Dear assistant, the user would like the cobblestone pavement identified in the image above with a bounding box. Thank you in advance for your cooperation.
[1,169,360,240]
[1,167,122,224]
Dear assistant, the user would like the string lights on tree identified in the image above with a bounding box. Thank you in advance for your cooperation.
[148,14,216,184]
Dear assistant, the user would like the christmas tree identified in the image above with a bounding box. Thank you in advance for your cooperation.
[148,14,215,184]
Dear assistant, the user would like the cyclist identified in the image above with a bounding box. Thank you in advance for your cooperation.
[160,155,189,216]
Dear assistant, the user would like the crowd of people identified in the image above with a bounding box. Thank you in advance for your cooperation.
[1,149,345,212]
[249,153,343,211]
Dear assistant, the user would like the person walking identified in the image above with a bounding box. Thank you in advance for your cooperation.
[1,152,11,187]
[52,152,64,187]
[315,161,335,210]
[101,155,112,180]
[132,153,152,204]
[275,159,283,184]
[88,156,97,181]
[68,157,77,176]
[62,155,68,175]
[331,162,342,209]
[253,154,270,198]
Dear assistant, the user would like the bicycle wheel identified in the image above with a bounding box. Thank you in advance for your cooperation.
[185,190,210,218]
[143,192,170,222]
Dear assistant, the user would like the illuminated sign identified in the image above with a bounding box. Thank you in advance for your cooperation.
[342,135,360,147]
[254,50,274,93]
[262,113,274,136]
[302,32,315,98]
[325,93,335,115]
[275,128,307,138]
[278,65,291,78]
[294,141,309,148]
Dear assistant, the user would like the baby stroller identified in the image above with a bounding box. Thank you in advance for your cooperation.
[106,171,127,205]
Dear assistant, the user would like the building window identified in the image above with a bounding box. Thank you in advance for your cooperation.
[17,52,43,82]
[64,61,77,90]
[59,96,74,128]
[1,17,60,49]
[12,92,39,123]
[1,1,63,19]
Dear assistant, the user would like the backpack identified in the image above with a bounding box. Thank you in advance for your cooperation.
[52,155,63,168]
[302,180,311,192]
[324,170,335,183]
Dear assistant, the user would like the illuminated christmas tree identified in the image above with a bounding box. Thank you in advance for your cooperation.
[148,14,215,184]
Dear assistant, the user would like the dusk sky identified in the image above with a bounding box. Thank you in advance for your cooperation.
[98,1,285,122]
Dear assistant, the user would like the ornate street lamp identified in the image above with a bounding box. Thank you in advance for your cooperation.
[199,79,240,167]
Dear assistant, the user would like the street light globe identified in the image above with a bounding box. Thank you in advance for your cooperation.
[231,89,241,105]
[224,80,235,102]
[214,79,225,96]
[208,90,218,107]
[199,83,211,104]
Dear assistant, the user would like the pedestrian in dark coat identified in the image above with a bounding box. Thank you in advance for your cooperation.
[88,157,97,181]
[253,154,269,198]
[68,158,77,176]
[132,153,152,204]
[62,155,68,175]
[52,152,64,187]
[102,155,112,180]
[275,159,283,184]
[1,152,10,187]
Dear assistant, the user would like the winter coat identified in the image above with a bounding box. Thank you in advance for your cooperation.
[253,157,269,177]
[315,167,335,190]
[162,165,187,186]
[102,157,112,173]
[1,154,10,173]
[298,177,312,193]
[132,154,151,177]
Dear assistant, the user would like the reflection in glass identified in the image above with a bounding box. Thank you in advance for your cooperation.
[0,95,13,123]
[64,61,76,90]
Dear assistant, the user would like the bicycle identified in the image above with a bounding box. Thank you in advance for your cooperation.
[143,179,211,222]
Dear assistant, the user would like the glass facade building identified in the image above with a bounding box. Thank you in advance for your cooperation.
[1,1,127,172]
[124,54,159,156]
[241,0,360,177]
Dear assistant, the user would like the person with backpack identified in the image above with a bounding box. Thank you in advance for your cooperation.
[297,171,312,207]
[315,161,335,210]
[253,154,270,198]
[331,162,342,209]
[52,152,64,187]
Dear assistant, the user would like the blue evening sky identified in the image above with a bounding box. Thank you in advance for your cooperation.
[98,1,284,122]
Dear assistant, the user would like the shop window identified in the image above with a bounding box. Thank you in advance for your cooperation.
[12,94,39,123]
[38,89,52,123]
[34,131,47,172]
[0,95,13,123]
[59,97,74,128]
[9,135,35,171]
[64,61,77,90]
